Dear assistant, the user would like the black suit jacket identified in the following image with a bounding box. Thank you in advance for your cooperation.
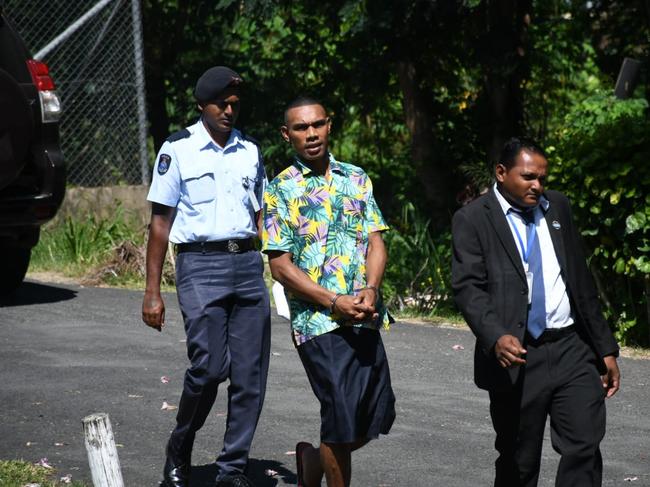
[451,187,619,390]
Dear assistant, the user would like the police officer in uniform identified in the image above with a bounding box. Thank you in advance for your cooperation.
[142,66,271,487]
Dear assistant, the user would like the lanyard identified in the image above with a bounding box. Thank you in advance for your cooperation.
[506,212,537,264]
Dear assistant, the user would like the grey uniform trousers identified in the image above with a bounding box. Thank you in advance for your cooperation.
[168,249,271,479]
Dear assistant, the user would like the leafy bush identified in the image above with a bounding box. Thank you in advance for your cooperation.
[33,206,144,268]
[550,93,650,345]
[383,204,453,315]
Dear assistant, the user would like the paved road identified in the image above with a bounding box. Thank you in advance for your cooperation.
[0,280,648,486]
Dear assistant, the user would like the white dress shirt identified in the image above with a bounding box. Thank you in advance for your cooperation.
[494,184,574,329]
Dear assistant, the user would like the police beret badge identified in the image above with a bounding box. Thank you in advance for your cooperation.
[157,154,171,175]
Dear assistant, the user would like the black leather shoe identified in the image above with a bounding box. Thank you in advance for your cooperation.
[160,456,190,487]
[215,473,255,487]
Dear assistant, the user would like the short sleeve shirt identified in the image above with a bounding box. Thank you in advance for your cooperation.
[147,120,266,243]
[262,154,390,346]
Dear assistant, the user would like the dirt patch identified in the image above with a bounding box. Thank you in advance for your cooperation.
[26,271,82,286]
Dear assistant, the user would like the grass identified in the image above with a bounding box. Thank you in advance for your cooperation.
[30,209,174,291]
[0,460,89,487]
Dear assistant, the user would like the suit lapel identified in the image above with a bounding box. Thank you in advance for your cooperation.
[542,197,568,274]
[485,189,527,282]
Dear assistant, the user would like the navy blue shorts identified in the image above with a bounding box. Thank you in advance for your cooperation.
[297,326,396,444]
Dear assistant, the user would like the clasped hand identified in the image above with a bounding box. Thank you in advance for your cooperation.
[333,289,379,323]
[494,334,527,368]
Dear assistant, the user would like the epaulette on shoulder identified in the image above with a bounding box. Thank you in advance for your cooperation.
[240,131,260,147]
[166,128,191,143]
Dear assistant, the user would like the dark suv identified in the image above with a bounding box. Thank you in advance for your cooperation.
[0,7,66,293]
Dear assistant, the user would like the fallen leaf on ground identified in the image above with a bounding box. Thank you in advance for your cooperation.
[60,474,72,484]
[285,451,296,455]
[54,442,66,446]
[624,477,638,482]
[265,469,278,477]
[452,344,465,351]
[272,352,281,356]
[128,394,144,398]
[161,401,178,411]
[216,412,226,417]
[161,376,170,384]
[23,483,41,487]
[26,441,36,446]
[36,458,53,469]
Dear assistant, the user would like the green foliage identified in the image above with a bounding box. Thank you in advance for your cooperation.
[551,93,650,344]
[32,207,144,270]
[383,204,453,315]
[0,460,88,487]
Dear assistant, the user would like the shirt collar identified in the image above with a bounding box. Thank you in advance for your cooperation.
[493,182,549,215]
[293,153,347,176]
[194,118,242,152]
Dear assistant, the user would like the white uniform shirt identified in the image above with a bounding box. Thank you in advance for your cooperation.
[147,120,267,244]
[494,184,574,329]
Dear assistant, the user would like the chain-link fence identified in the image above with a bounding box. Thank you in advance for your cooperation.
[4,0,149,187]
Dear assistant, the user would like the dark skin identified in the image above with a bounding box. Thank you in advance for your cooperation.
[198,84,241,148]
[271,103,387,486]
[493,149,620,398]
[142,203,175,331]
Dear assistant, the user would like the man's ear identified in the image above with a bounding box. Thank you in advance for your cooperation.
[495,163,506,183]
[280,126,290,143]
[327,117,332,134]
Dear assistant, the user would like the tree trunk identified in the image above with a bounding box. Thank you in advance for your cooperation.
[478,0,532,165]
[397,60,460,230]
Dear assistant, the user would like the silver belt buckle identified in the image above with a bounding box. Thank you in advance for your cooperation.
[227,240,240,252]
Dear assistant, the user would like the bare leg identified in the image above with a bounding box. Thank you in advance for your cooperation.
[301,438,370,487]
[320,442,350,487]
[301,443,324,487]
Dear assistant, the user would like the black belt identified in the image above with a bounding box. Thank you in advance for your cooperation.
[176,238,255,254]
[527,324,576,345]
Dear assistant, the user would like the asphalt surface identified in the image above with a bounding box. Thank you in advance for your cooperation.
[0,280,648,487]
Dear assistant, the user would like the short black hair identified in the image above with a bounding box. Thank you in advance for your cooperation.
[283,96,325,124]
[498,137,547,169]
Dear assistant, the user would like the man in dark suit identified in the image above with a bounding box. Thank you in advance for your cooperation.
[451,137,620,487]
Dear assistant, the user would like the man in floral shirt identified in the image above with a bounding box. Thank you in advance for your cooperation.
[262,97,395,487]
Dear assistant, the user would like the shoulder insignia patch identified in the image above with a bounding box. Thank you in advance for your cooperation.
[166,128,191,143]
[157,154,171,175]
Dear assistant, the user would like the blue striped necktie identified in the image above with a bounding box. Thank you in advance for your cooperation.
[520,209,546,338]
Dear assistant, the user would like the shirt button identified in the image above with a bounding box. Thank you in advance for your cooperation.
[521,289,527,295]
[517,322,524,328]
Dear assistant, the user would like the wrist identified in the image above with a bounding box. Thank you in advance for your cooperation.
[330,293,344,313]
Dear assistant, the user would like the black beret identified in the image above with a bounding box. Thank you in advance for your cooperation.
[194,66,243,102]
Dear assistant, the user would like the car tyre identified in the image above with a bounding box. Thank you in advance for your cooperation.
[0,244,31,295]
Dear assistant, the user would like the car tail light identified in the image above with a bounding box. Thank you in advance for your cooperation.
[26,59,62,123]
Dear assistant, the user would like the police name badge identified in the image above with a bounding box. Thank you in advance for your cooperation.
[157,154,171,175]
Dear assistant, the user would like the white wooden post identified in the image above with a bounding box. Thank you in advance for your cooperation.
[82,412,124,487]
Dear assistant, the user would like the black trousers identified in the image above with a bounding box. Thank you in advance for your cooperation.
[488,330,606,487]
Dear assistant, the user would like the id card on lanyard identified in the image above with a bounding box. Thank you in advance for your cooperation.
[506,212,537,305]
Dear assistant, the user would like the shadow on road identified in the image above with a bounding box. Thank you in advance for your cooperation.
[0,281,77,307]
[190,458,295,486]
